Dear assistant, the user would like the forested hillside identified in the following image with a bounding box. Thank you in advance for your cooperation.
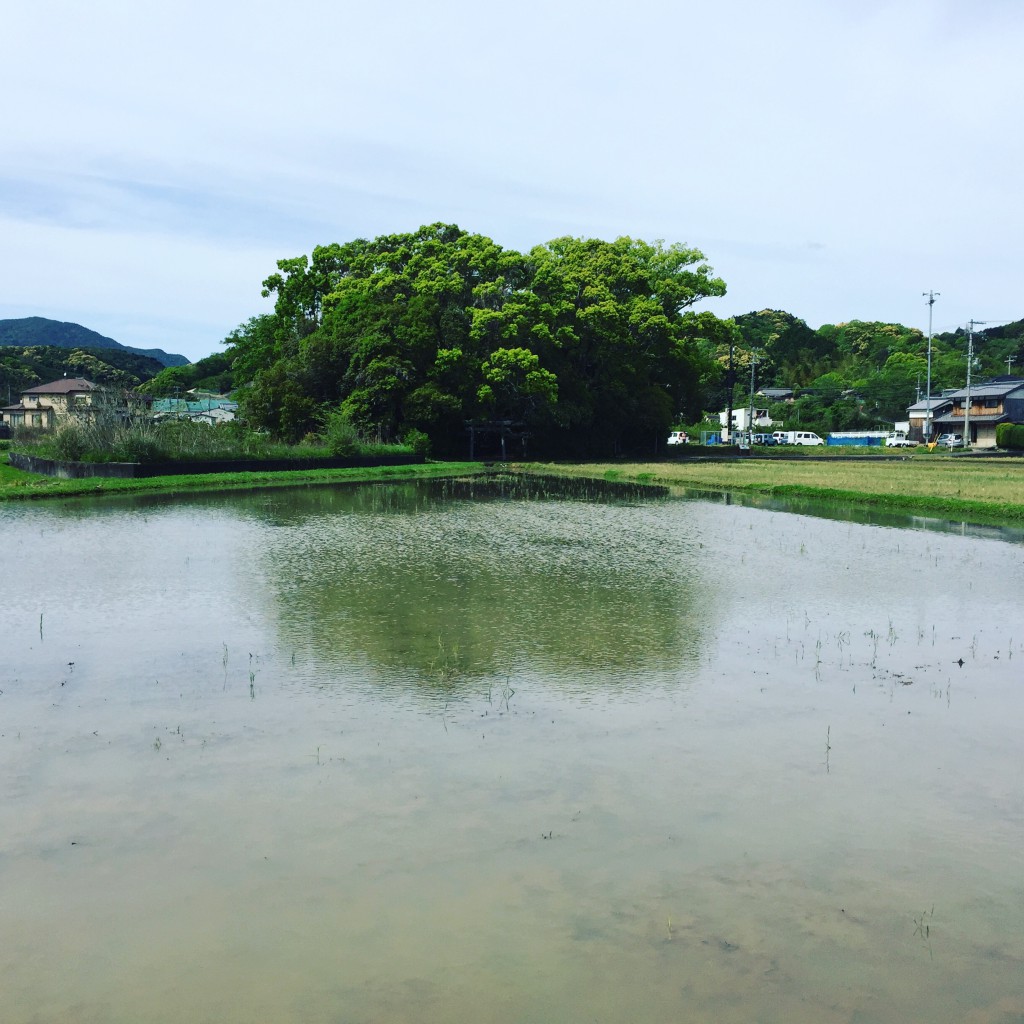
[728,311,1024,429]
[0,317,188,368]
[1,346,167,403]
[138,352,234,397]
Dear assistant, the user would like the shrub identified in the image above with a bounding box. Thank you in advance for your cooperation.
[52,421,88,461]
[996,422,1024,450]
[402,428,431,457]
[323,407,361,457]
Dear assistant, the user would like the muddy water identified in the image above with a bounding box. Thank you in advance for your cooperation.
[1,481,1022,1024]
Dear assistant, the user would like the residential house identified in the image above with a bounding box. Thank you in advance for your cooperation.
[1,377,149,432]
[928,376,1024,448]
[1,377,99,430]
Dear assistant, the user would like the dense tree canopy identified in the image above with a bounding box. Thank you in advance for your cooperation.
[225,224,728,455]
[138,351,235,397]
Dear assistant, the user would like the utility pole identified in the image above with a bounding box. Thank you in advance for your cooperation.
[964,319,990,447]
[747,350,757,446]
[923,290,939,441]
[725,336,735,444]
[964,322,975,447]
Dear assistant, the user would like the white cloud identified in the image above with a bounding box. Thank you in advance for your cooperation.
[2,0,1022,361]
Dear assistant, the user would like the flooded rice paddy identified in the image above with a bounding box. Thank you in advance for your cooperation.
[1,477,1023,1023]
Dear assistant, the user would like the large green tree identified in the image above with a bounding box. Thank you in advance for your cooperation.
[225,225,729,454]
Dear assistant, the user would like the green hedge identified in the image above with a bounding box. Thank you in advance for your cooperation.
[996,423,1024,449]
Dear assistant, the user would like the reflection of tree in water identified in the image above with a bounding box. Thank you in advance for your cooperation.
[257,481,712,696]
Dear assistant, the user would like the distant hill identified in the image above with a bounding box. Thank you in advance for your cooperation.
[0,317,190,368]
[1,345,168,402]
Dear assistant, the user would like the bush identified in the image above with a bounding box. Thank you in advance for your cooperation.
[402,428,431,457]
[323,407,361,457]
[41,414,162,463]
[996,422,1024,450]
[52,421,88,461]
[13,409,421,465]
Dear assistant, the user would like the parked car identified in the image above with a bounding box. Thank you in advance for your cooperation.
[936,433,964,448]
[774,430,825,446]
[667,431,689,446]
[752,433,778,446]
[885,431,916,448]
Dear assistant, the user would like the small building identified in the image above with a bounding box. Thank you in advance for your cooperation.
[719,407,773,433]
[929,377,1024,448]
[906,396,954,442]
[151,395,237,424]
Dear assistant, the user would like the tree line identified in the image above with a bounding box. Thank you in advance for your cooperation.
[144,223,1024,452]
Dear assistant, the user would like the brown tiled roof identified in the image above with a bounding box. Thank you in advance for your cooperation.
[23,378,97,395]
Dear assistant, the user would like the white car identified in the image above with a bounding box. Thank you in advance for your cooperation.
[791,431,825,446]
[667,431,689,446]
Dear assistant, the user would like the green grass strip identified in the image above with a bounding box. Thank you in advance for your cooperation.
[0,460,490,502]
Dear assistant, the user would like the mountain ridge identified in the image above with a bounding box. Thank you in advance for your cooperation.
[0,317,190,367]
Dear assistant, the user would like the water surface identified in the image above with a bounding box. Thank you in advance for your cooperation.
[2,481,1022,1023]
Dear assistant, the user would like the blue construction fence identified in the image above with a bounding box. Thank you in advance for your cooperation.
[825,433,886,447]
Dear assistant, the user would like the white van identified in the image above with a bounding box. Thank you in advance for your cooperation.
[774,430,824,446]
[791,431,824,446]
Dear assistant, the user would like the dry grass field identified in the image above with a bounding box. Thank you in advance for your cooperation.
[520,454,1024,522]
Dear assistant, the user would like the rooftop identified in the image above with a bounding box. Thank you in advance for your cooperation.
[942,378,1024,401]
[23,377,98,395]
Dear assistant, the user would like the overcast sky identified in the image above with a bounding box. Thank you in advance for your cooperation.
[3,0,1021,363]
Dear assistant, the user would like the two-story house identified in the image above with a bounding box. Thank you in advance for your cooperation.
[0,377,100,430]
[928,376,1024,448]
[0,377,147,432]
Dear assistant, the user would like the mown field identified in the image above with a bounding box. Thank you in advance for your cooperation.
[519,453,1024,525]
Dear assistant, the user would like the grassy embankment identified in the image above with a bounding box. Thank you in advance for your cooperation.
[518,453,1024,526]
[0,456,489,502]
[5,440,1023,527]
